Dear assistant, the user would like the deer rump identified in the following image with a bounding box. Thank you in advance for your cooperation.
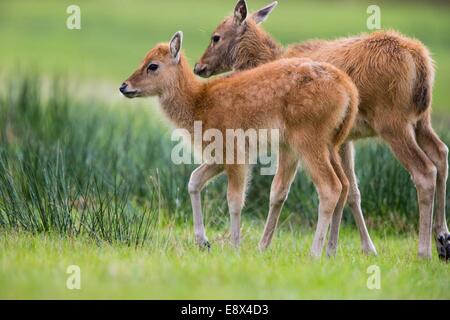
[285,30,434,116]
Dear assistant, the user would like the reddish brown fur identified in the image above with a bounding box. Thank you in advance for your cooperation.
[121,33,358,256]
[125,44,357,157]
[198,19,434,138]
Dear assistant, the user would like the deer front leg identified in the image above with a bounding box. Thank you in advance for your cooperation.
[226,165,249,248]
[188,163,224,249]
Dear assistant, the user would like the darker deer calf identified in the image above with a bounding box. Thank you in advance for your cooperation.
[196,0,448,260]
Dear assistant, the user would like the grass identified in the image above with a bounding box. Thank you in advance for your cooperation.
[1,227,450,299]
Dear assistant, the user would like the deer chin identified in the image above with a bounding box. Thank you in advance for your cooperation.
[122,90,140,99]
[198,70,213,78]
[194,66,213,78]
[198,67,231,79]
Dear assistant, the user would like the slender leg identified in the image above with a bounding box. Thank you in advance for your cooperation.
[415,116,450,260]
[226,165,249,248]
[259,147,298,251]
[378,124,437,259]
[301,147,342,258]
[330,142,377,255]
[326,147,350,257]
[188,163,224,248]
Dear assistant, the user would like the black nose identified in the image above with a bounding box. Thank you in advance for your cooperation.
[119,83,128,93]
[194,63,207,76]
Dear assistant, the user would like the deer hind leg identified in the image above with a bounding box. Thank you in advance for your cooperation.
[378,123,437,259]
[299,146,342,258]
[328,142,377,255]
[415,117,449,260]
[226,164,249,248]
[188,163,224,249]
[326,146,350,257]
[259,146,298,251]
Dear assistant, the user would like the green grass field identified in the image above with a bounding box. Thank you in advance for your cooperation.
[0,0,450,299]
[2,227,450,299]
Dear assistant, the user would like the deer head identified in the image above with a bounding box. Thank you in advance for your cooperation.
[120,31,184,98]
[194,0,278,78]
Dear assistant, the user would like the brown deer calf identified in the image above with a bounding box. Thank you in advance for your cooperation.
[196,0,449,260]
[120,31,359,257]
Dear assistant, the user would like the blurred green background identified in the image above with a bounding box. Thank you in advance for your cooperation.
[0,0,449,112]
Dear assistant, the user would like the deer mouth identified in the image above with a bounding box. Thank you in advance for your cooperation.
[194,64,213,78]
[198,70,212,78]
[122,90,139,98]
[119,82,140,98]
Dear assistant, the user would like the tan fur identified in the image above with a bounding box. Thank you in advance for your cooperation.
[122,33,358,257]
[196,2,448,259]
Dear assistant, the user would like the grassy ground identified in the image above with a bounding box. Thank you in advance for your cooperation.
[1,227,450,299]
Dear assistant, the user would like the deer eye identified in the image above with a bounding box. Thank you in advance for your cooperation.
[212,35,220,43]
[147,63,159,72]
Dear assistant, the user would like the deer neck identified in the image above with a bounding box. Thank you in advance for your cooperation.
[159,58,203,131]
[233,22,284,71]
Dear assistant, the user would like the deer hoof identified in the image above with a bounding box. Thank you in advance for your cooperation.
[203,240,211,252]
[197,239,211,252]
[436,233,450,262]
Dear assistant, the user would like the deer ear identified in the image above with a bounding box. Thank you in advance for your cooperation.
[233,0,248,25]
[169,31,183,64]
[252,1,278,25]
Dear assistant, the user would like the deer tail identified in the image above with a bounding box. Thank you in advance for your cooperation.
[409,44,434,114]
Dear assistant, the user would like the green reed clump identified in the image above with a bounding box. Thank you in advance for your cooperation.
[0,77,164,246]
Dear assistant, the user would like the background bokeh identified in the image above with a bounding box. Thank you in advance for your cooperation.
[1,0,449,112]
